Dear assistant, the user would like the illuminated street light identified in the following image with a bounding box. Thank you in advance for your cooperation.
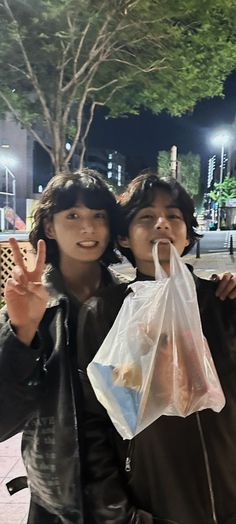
[211,130,232,230]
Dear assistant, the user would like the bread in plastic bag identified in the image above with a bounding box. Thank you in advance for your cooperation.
[87,242,226,439]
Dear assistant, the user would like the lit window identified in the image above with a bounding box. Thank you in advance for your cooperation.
[108,153,112,159]
[108,162,112,169]
[118,164,122,172]
[108,171,112,178]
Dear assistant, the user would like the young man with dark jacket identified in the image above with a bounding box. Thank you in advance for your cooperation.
[79,173,236,524]
[0,170,124,524]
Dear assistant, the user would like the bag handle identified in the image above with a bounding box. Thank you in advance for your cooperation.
[152,241,185,280]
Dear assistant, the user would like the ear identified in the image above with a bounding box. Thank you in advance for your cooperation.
[185,238,190,247]
[43,219,56,240]
[117,235,131,249]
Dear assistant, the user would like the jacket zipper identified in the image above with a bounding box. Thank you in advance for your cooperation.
[61,297,79,436]
[63,299,70,348]
[196,413,218,524]
[125,440,134,472]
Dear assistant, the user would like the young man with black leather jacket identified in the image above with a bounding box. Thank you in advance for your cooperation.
[79,173,236,524]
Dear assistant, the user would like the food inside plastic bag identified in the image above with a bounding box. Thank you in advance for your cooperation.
[112,363,142,391]
[87,242,226,440]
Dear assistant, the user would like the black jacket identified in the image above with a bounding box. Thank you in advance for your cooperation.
[0,264,123,524]
[78,268,236,524]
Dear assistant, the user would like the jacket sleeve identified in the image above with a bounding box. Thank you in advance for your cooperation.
[0,307,44,441]
[78,298,153,524]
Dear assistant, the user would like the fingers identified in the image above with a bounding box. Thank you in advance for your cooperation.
[34,239,46,279]
[12,265,28,287]
[215,272,236,300]
[27,281,48,301]
[5,278,48,300]
[9,238,26,271]
[4,277,27,297]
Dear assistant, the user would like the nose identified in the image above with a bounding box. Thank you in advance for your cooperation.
[80,217,95,234]
[154,216,170,231]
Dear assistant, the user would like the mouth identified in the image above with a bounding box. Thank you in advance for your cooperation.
[151,238,173,245]
[76,241,99,248]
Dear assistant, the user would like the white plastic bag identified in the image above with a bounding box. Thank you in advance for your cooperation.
[87,242,226,440]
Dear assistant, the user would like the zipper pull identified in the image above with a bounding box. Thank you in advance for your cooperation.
[125,456,131,472]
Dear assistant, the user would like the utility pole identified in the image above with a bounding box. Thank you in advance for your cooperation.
[217,142,225,231]
[170,145,177,178]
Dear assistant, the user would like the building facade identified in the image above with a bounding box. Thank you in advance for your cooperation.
[0,116,127,228]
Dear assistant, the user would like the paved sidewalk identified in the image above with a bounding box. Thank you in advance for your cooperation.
[114,250,236,281]
[0,251,235,524]
[184,250,236,279]
[0,433,29,524]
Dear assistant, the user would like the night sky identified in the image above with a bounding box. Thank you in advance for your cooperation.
[88,71,236,182]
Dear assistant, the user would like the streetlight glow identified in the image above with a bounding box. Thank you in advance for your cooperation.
[211,130,231,148]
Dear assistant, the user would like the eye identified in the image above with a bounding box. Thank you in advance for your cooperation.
[66,211,79,220]
[94,211,107,220]
[167,213,182,220]
[139,213,155,221]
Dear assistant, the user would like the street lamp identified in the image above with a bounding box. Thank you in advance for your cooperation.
[211,130,231,230]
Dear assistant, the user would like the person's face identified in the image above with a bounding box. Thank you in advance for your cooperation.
[119,191,189,276]
[44,202,110,266]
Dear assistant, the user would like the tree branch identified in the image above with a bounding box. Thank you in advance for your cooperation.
[3,0,53,133]
[8,63,28,78]
[78,101,97,169]
[87,79,118,93]
[105,56,167,72]
[64,58,103,164]
[73,21,91,78]
[61,10,115,93]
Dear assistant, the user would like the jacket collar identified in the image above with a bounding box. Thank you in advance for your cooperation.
[136,263,195,282]
[42,265,69,308]
[42,264,122,309]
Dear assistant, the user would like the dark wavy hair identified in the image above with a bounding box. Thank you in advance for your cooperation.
[29,168,121,267]
[118,172,201,266]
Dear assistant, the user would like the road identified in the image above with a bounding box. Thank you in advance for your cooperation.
[193,230,236,254]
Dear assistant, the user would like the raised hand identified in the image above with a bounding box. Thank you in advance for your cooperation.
[4,238,49,345]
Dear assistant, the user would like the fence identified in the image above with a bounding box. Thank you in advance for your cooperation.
[0,241,35,299]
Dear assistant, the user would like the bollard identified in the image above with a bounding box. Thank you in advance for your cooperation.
[229,234,234,255]
[196,239,200,258]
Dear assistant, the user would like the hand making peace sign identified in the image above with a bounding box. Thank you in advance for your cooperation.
[4,238,49,345]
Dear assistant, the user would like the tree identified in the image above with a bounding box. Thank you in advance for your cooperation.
[157,151,171,178]
[1,1,236,173]
[157,150,200,197]
[209,176,236,206]
[178,152,200,198]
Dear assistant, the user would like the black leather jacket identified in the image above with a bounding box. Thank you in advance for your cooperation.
[78,268,236,524]
[0,265,122,524]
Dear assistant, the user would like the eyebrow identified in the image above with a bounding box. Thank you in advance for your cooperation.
[166,204,182,210]
[143,204,182,210]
